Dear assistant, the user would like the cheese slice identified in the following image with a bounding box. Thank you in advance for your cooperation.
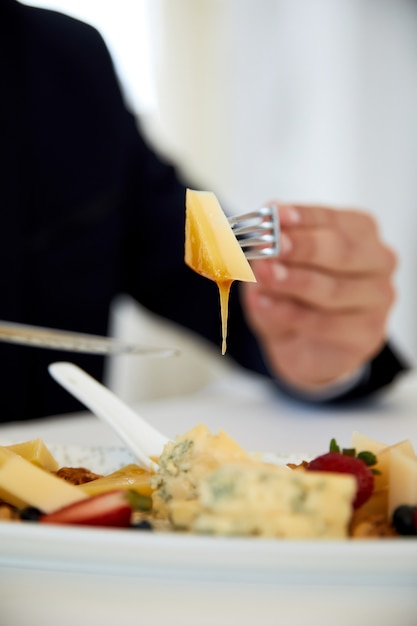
[372,438,415,493]
[80,464,153,497]
[0,448,87,512]
[5,438,59,472]
[185,189,256,354]
[350,431,388,456]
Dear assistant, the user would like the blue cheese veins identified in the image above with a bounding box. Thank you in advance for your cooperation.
[151,423,249,519]
[152,424,356,538]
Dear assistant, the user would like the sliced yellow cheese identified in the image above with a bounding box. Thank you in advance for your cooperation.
[372,439,415,493]
[0,449,87,512]
[5,438,59,472]
[0,445,16,465]
[350,431,388,456]
[185,189,256,354]
[388,448,417,518]
[80,464,153,497]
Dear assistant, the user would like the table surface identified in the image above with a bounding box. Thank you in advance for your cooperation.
[1,366,417,626]
[1,366,417,454]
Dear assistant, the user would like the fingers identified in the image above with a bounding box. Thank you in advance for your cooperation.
[267,201,397,275]
[246,201,397,389]
[243,279,386,387]
[249,259,396,312]
[243,282,388,355]
[277,202,370,230]
[261,337,369,390]
[280,227,396,274]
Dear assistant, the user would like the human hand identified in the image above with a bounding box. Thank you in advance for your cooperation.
[241,202,397,394]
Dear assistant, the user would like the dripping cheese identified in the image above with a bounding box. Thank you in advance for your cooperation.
[185,189,256,353]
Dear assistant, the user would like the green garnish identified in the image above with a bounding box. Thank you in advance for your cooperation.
[125,490,152,511]
[329,438,379,467]
[357,450,378,467]
[329,438,340,453]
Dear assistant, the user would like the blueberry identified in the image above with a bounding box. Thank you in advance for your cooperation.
[20,506,43,521]
[131,519,153,531]
[392,505,417,536]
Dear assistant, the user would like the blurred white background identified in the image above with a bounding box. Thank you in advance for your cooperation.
[24,0,417,371]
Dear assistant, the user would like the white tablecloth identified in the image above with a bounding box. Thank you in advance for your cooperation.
[1,367,417,454]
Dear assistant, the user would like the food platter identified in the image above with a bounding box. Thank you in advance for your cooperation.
[1,444,416,587]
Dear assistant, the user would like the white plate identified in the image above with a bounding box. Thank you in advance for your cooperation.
[0,444,416,586]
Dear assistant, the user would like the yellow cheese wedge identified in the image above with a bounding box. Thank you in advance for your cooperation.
[80,464,153,497]
[0,448,87,512]
[185,189,256,354]
[350,431,388,456]
[0,445,15,464]
[5,438,59,472]
[372,439,415,492]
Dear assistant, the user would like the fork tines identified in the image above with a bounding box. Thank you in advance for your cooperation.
[228,206,280,260]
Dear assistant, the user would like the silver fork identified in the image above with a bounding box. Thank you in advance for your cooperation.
[227,206,280,260]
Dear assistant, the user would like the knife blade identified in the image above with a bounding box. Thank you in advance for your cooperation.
[0,321,179,357]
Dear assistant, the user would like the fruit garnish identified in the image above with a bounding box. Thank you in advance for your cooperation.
[307,448,375,509]
[329,437,377,463]
[131,519,153,531]
[39,490,134,528]
[125,489,152,512]
[392,505,417,536]
[20,506,43,521]
[329,438,380,473]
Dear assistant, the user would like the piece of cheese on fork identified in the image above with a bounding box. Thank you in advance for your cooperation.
[185,189,256,354]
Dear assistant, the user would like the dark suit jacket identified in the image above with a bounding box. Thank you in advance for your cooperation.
[0,1,408,421]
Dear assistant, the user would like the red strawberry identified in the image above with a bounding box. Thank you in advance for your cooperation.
[40,490,133,528]
[307,451,374,509]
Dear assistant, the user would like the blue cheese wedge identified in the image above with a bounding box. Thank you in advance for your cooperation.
[170,462,356,539]
[152,423,249,518]
[152,424,356,538]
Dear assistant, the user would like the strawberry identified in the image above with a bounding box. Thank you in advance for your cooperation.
[40,490,133,528]
[306,451,374,509]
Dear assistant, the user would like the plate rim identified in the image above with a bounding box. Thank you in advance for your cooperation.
[1,442,416,585]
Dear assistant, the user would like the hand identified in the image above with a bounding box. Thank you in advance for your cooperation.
[241,202,397,393]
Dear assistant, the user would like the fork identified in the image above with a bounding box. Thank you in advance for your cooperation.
[227,206,280,260]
